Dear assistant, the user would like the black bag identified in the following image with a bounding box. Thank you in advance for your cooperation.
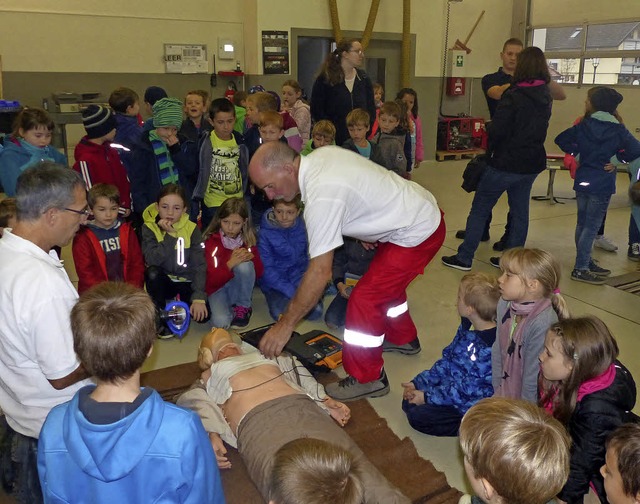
[461,154,488,193]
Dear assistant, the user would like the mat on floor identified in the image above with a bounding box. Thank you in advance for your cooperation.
[605,271,640,296]
[141,362,463,504]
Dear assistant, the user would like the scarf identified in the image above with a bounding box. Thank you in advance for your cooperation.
[18,139,57,169]
[495,298,552,399]
[148,130,178,186]
[220,230,244,250]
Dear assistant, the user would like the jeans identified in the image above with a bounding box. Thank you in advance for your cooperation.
[261,288,323,322]
[575,192,612,270]
[324,294,348,329]
[457,167,538,264]
[208,260,256,328]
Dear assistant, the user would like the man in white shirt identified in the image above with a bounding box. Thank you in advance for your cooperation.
[0,162,92,503]
[249,143,445,401]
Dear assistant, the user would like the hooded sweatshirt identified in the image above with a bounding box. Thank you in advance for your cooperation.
[0,137,67,196]
[555,111,640,196]
[140,203,206,301]
[37,386,224,503]
[257,208,308,298]
[73,137,132,211]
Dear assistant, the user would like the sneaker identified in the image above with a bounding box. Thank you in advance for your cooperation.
[489,256,501,269]
[157,325,175,340]
[588,259,611,277]
[231,305,252,328]
[594,235,618,252]
[324,370,390,402]
[571,269,606,285]
[628,243,640,262]
[455,229,490,242]
[492,240,506,252]
[442,255,472,271]
[382,338,421,355]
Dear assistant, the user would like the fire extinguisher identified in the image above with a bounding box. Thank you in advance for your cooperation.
[225,81,237,101]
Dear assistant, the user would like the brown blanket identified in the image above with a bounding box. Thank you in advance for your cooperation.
[141,362,462,504]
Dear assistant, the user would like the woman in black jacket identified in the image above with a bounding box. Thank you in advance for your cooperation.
[310,38,376,146]
[442,46,552,271]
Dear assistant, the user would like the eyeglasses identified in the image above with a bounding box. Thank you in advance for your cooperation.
[63,207,91,217]
[349,49,364,55]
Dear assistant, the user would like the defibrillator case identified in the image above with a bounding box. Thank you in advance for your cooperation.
[240,324,343,373]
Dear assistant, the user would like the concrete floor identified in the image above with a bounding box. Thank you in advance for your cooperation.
[57,157,640,495]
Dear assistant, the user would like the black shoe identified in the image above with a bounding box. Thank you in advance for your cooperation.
[383,338,421,355]
[588,259,611,277]
[456,229,490,242]
[628,243,640,262]
[489,256,501,269]
[571,269,606,285]
[231,306,252,328]
[442,255,472,271]
[157,325,175,340]
[324,370,390,402]
[492,240,506,252]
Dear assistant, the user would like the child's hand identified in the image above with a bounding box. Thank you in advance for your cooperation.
[121,208,132,218]
[604,163,616,173]
[209,432,232,469]
[191,302,208,322]
[157,218,175,233]
[324,397,351,427]
[408,390,425,405]
[227,247,253,269]
[401,381,417,400]
[337,282,351,299]
[360,240,378,251]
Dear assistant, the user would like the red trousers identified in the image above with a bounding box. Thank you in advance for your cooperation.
[342,214,446,383]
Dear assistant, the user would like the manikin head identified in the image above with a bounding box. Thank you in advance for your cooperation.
[197,328,243,370]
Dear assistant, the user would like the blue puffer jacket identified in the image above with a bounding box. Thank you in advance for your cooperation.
[555,111,640,196]
[0,137,67,196]
[412,318,496,414]
[257,209,309,298]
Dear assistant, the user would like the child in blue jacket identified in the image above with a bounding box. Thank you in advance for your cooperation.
[258,197,323,321]
[556,86,640,285]
[401,273,500,437]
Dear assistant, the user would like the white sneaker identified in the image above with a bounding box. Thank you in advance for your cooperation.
[594,235,618,252]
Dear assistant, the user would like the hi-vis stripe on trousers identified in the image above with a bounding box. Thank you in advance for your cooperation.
[342,213,446,383]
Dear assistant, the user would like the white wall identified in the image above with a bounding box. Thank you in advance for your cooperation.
[0,1,246,73]
[255,0,514,77]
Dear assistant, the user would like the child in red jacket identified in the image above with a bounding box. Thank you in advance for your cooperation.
[203,197,263,329]
[72,184,144,294]
[73,105,132,216]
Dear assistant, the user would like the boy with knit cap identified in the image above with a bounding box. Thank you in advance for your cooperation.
[73,105,132,216]
[142,86,168,132]
[556,86,640,285]
[130,97,199,220]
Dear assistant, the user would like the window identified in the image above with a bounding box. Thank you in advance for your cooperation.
[531,21,640,85]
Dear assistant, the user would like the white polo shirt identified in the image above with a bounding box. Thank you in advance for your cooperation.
[299,146,441,258]
[0,230,91,438]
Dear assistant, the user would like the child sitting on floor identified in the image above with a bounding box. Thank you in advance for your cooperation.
[401,273,500,436]
[72,184,144,294]
[258,196,323,321]
[37,282,223,503]
[458,397,570,504]
[203,197,263,329]
[141,184,208,338]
